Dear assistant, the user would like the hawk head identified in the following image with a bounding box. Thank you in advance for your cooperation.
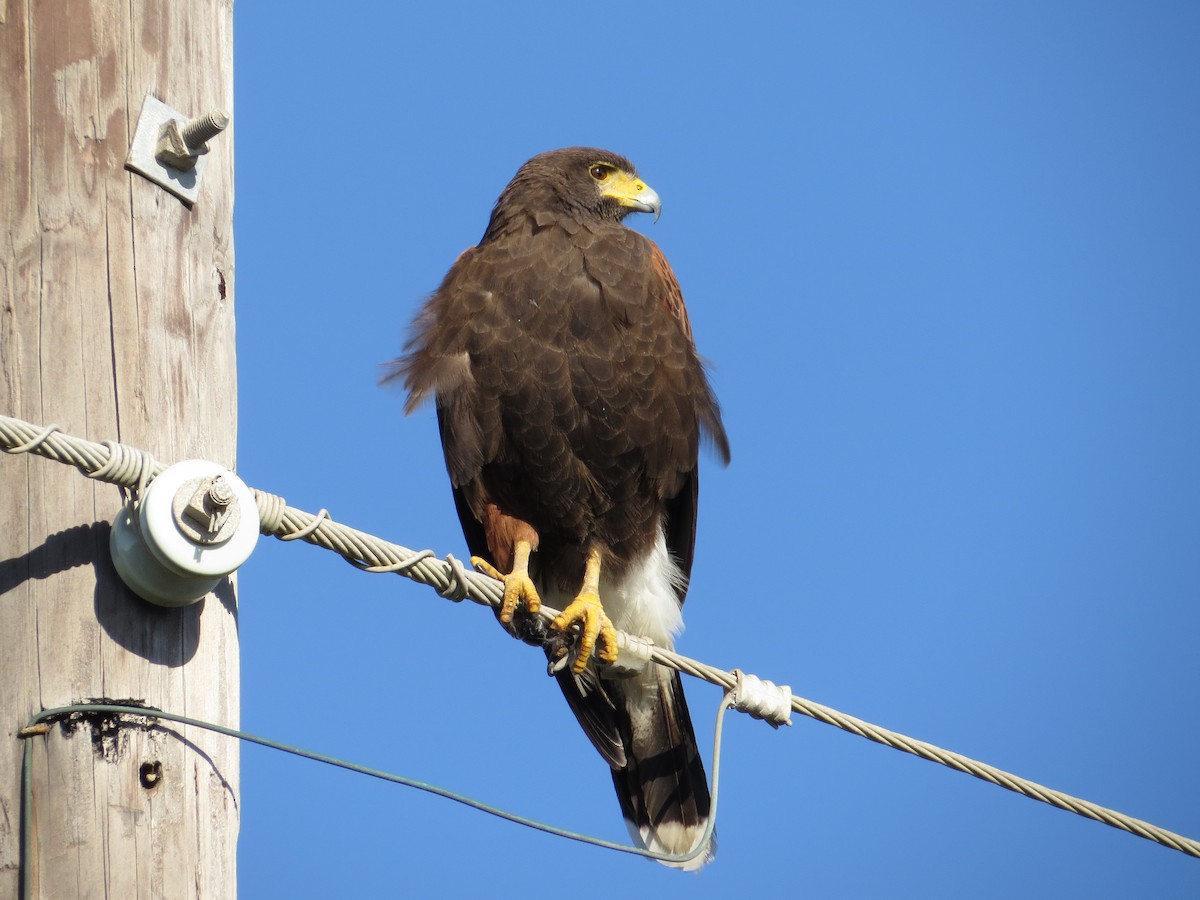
[486,147,662,235]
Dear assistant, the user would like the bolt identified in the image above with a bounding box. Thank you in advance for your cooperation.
[178,474,241,542]
[207,476,234,508]
[155,108,230,172]
[181,109,230,148]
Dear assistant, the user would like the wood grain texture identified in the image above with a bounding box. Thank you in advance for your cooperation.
[0,2,238,897]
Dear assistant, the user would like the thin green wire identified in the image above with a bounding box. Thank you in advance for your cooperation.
[20,736,32,900]
[20,697,732,894]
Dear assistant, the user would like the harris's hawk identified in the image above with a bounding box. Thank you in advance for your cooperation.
[392,148,729,868]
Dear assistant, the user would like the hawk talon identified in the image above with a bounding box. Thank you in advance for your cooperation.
[471,555,542,625]
[550,589,619,675]
[470,555,504,580]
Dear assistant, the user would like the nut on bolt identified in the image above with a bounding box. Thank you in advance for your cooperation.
[155,108,230,172]
[177,474,242,543]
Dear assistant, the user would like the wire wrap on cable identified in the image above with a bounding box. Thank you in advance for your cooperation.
[87,439,156,494]
[609,631,656,675]
[730,669,792,727]
[3,411,1200,861]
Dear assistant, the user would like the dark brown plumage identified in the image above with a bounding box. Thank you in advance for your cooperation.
[391,147,729,868]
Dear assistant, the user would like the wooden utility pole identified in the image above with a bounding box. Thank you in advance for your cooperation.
[0,2,238,897]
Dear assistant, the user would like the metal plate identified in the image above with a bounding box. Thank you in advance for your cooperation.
[124,93,211,206]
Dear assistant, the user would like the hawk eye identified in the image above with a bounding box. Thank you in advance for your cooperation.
[590,165,611,181]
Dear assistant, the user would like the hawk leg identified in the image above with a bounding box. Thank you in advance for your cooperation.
[472,539,541,624]
[549,547,619,675]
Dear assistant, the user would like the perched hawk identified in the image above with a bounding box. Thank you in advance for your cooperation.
[392,147,729,868]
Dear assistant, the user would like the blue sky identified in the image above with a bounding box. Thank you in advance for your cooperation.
[234,4,1200,897]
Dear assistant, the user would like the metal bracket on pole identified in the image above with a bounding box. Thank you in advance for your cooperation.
[125,93,230,206]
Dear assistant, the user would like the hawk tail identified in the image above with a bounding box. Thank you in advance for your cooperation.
[609,667,715,870]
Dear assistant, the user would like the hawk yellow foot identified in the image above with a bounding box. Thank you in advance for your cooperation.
[472,554,541,624]
[550,588,619,675]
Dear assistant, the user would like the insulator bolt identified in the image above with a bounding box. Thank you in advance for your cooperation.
[207,476,234,508]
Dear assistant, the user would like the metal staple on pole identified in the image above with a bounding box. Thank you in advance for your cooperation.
[2,411,1198,861]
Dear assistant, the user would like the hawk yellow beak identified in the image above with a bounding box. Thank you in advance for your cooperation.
[602,171,662,222]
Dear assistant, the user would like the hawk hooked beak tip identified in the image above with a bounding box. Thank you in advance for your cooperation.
[627,185,662,223]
